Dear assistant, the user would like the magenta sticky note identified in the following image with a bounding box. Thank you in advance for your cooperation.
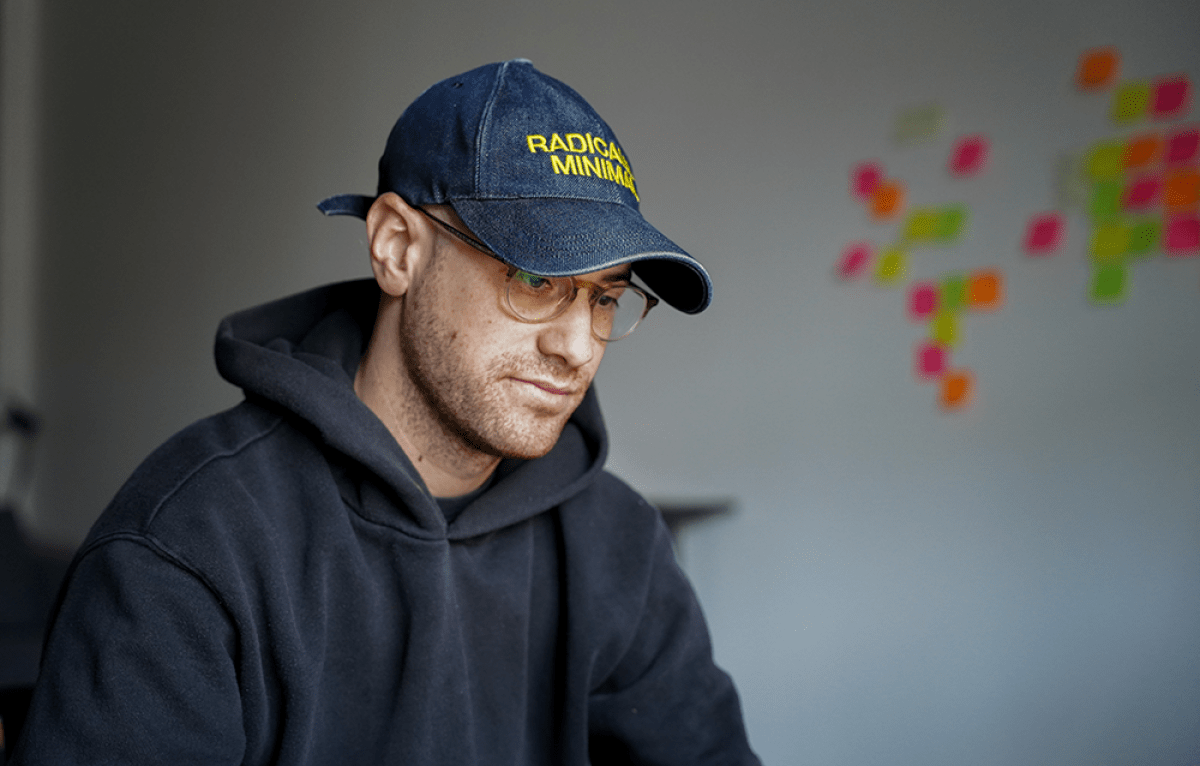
[1024,212,1064,255]
[852,162,884,200]
[1152,74,1191,120]
[1165,212,1200,256]
[1165,127,1199,165]
[914,341,947,381]
[949,135,989,176]
[908,281,939,321]
[1122,174,1161,211]
[837,242,874,278]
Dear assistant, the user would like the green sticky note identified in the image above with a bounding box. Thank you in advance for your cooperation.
[929,310,960,347]
[1089,179,1122,222]
[1091,263,1128,303]
[1090,222,1129,262]
[1127,219,1161,257]
[894,103,945,145]
[903,208,939,241]
[1112,81,1150,124]
[875,247,907,285]
[1086,142,1124,180]
[939,274,967,313]
[933,206,968,243]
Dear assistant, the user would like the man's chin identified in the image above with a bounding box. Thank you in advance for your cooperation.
[463,414,571,461]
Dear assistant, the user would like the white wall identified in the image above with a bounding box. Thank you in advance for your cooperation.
[12,0,1200,762]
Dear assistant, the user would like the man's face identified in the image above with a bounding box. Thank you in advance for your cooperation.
[397,215,619,460]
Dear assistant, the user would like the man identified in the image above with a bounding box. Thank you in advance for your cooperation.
[14,60,760,764]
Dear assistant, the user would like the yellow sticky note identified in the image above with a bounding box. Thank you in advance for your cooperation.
[875,247,907,285]
[1086,142,1124,180]
[1090,223,1129,262]
[929,310,959,347]
[903,209,939,241]
[1112,82,1150,124]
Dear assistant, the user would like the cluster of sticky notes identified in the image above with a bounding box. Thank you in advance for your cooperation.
[838,114,1004,412]
[909,269,1004,409]
[852,161,907,222]
[1026,48,1199,303]
[902,205,969,244]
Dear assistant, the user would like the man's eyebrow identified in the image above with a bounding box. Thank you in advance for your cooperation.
[599,268,633,284]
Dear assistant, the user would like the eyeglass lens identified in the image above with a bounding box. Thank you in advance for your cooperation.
[507,272,649,341]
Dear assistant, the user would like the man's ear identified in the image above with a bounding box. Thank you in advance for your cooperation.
[365,192,433,297]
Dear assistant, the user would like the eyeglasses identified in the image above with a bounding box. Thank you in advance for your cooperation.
[417,207,659,341]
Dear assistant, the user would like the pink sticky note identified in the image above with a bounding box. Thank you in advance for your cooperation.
[914,341,947,381]
[851,162,884,200]
[1152,74,1191,120]
[949,135,989,176]
[908,281,939,321]
[837,242,874,278]
[1165,212,1200,256]
[1165,127,1199,165]
[1024,212,1064,255]
[1122,174,1161,211]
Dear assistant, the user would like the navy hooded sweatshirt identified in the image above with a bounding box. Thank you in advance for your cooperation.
[13,280,760,765]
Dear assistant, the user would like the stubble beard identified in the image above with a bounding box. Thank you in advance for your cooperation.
[397,295,585,462]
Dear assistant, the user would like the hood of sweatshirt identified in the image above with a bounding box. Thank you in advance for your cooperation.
[213,279,608,541]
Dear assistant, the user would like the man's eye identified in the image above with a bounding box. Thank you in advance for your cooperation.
[514,271,552,291]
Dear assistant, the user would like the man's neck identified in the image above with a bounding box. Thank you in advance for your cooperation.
[354,338,499,498]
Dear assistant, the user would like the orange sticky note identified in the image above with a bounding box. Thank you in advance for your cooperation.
[870,180,906,220]
[966,269,1003,311]
[1077,47,1119,90]
[1123,133,1162,169]
[1164,167,1200,209]
[940,370,974,410]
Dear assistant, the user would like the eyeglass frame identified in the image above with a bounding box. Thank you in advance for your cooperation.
[415,206,659,341]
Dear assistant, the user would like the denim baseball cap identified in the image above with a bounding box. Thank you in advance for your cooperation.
[317,59,711,314]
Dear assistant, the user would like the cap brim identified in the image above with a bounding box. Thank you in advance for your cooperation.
[452,197,712,314]
[317,194,375,219]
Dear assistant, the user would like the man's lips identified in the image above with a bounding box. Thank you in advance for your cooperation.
[512,377,576,396]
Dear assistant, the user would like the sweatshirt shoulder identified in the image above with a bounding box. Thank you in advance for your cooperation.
[86,400,294,542]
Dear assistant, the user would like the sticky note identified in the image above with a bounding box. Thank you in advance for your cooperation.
[908,281,939,321]
[1091,263,1128,303]
[852,162,884,200]
[1122,173,1161,211]
[1091,223,1129,262]
[939,370,973,410]
[1077,47,1119,90]
[837,242,873,279]
[966,269,1003,311]
[1151,74,1191,120]
[1112,82,1150,124]
[870,180,906,220]
[903,208,939,241]
[930,310,960,347]
[894,104,945,145]
[875,247,907,284]
[1163,167,1200,209]
[914,341,946,381]
[1123,133,1162,169]
[1089,179,1123,221]
[1164,127,1199,165]
[949,135,989,176]
[933,206,968,243]
[1127,219,1161,257]
[939,274,967,314]
[1085,142,1124,179]
[1024,212,1064,255]
[1165,212,1200,257]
